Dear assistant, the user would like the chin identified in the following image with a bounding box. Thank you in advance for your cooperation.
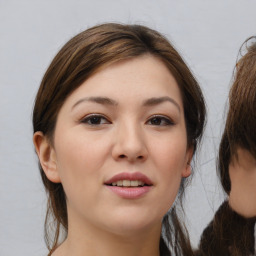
[99,207,164,236]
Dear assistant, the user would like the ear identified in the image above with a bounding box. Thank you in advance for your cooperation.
[33,131,61,183]
[182,146,194,178]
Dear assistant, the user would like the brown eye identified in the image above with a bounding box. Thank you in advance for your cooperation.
[147,116,173,126]
[81,115,110,125]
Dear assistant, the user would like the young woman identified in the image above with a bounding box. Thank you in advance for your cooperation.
[33,23,206,256]
[196,37,256,256]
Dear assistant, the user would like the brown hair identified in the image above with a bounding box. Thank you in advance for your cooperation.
[218,36,256,194]
[33,23,206,255]
[195,201,256,256]
[195,37,256,256]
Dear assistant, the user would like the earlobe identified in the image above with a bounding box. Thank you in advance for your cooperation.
[33,131,61,183]
[182,147,194,178]
[182,163,192,178]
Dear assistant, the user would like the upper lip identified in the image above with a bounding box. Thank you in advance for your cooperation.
[105,172,153,185]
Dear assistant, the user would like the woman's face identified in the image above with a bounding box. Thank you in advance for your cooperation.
[44,55,192,236]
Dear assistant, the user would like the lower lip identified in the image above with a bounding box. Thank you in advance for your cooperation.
[105,186,152,199]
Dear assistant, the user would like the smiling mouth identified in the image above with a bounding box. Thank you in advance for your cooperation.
[106,180,151,187]
[105,173,153,198]
[104,172,153,190]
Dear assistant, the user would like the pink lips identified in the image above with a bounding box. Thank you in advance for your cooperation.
[105,172,153,185]
[104,172,153,199]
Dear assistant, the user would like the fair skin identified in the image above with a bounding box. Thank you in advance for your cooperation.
[229,147,256,218]
[34,55,192,256]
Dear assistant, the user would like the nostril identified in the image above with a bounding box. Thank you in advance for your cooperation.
[116,154,145,161]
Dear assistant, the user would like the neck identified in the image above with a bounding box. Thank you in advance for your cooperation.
[52,215,162,256]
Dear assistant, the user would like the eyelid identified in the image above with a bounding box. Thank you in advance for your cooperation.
[146,114,175,126]
[80,113,111,125]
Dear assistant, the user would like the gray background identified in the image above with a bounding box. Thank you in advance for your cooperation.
[0,0,255,255]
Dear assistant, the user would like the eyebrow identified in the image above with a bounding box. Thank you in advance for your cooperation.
[142,96,180,112]
[72,97,118,110]
[72,96,180,112]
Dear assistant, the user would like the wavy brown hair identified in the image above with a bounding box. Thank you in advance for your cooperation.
[219,36,256,194]
[33,23,206,255]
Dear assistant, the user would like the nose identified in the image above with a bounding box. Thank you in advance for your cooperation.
[112,122,148,162]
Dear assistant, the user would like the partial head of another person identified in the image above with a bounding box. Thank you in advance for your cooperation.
[219,36,256,194]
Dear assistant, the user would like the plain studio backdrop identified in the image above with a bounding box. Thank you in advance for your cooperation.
[0,0,255,255]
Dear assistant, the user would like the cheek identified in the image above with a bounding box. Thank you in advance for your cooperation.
[149,135,188,212]
[53,131,112,213]
[54,129,112,193]
[56,129,109,167]
[150,134,188,173]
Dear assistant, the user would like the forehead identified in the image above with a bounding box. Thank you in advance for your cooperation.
[62,55,183,110]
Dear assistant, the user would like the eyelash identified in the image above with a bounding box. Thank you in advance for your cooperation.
[81,114,111,125]
[146,115,174,126]
[81,114,174,127]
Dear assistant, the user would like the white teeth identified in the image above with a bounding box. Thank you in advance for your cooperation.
[123,180,130,186]
[111,180,145,187]
[138,181,144,186]
[130,180,138,187]
[117,181,123,186]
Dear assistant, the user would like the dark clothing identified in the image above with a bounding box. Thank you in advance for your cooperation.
[195,201,256,256]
